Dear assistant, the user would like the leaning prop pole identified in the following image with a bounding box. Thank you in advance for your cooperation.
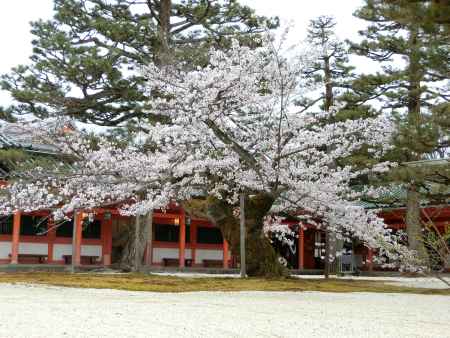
[240,193,246,278]
[145,211,154,267]
[134,214,141,272]
[71,210,79,273]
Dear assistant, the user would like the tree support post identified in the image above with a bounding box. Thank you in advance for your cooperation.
[133,214,141,272]
[324,230,330,278]
[240,193,246,278]
[179,210,186,268]
[145,211,153,266]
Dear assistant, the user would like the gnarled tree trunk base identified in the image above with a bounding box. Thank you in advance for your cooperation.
[119,214,151,272]
[184,193,288,277]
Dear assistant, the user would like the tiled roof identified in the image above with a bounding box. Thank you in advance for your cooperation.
[359,158,450,209]
[0,121,60,154]
[0,121,68,179]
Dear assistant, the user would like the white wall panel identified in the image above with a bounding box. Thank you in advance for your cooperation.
[81,245,102,257]
[53,244,102,260]
[53,244,72,260]
[152,248,192,263]
[0,241,11,259]
[196,249,223,261]
[18,243,48,255]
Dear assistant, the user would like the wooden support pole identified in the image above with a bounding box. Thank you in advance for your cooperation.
[298,226,304,270]
[10,211,21,264]
[324,230,330,278]
[223,240,229,269]
[179,210,186,268]
[134,214,141,271]
[240,193,246,278]
[145,211,153,266]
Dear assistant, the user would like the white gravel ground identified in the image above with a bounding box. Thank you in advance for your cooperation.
[293,275,450,289]
[152,272,450,289]
[0,284,449,338]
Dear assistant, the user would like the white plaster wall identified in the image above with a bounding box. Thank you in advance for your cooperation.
[81,245,102,257]
[0,241,11,259]
[196,249,223,261]
[53,244,72,261]
[53,244,102,261]
[18,243,48,255]
[152,248,192,263]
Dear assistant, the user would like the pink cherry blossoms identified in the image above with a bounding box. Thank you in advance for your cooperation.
[0,34,421,271]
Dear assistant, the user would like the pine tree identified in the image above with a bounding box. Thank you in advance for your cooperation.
[302,16,349,278]
[302,16,382,277]
[1,0,277,126]
[300,16,353,114]
[351,0,450,262]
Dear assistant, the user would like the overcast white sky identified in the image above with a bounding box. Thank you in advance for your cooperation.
[0,0,366,107]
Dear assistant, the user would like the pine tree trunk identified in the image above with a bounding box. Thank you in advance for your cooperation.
[403,25,429,265]
[154,0,172,65]
[406,185,428,263]
[324,56,333,112]
[121,1,173,270]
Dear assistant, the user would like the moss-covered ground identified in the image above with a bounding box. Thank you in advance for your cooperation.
[0,272,448,295]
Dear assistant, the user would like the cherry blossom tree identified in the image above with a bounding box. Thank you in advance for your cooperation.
[0,34,421,276]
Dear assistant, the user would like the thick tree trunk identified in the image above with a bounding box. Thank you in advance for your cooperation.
[406,185,428,263]
[120,213,152,271]
[121,0,170,269]
[245,223,287,277]
[184,194,288,277]
[404,26,429,265]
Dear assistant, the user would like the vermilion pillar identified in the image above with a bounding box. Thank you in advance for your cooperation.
[223,240,229,269]
[102,216,113,266]
[298,226,304,270]
[73,212,83,266]
[10,212,21,264]
[47,216,56,264]
[179,211,186,268]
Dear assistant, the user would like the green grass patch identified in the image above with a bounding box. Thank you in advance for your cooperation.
[0,272,448,295]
